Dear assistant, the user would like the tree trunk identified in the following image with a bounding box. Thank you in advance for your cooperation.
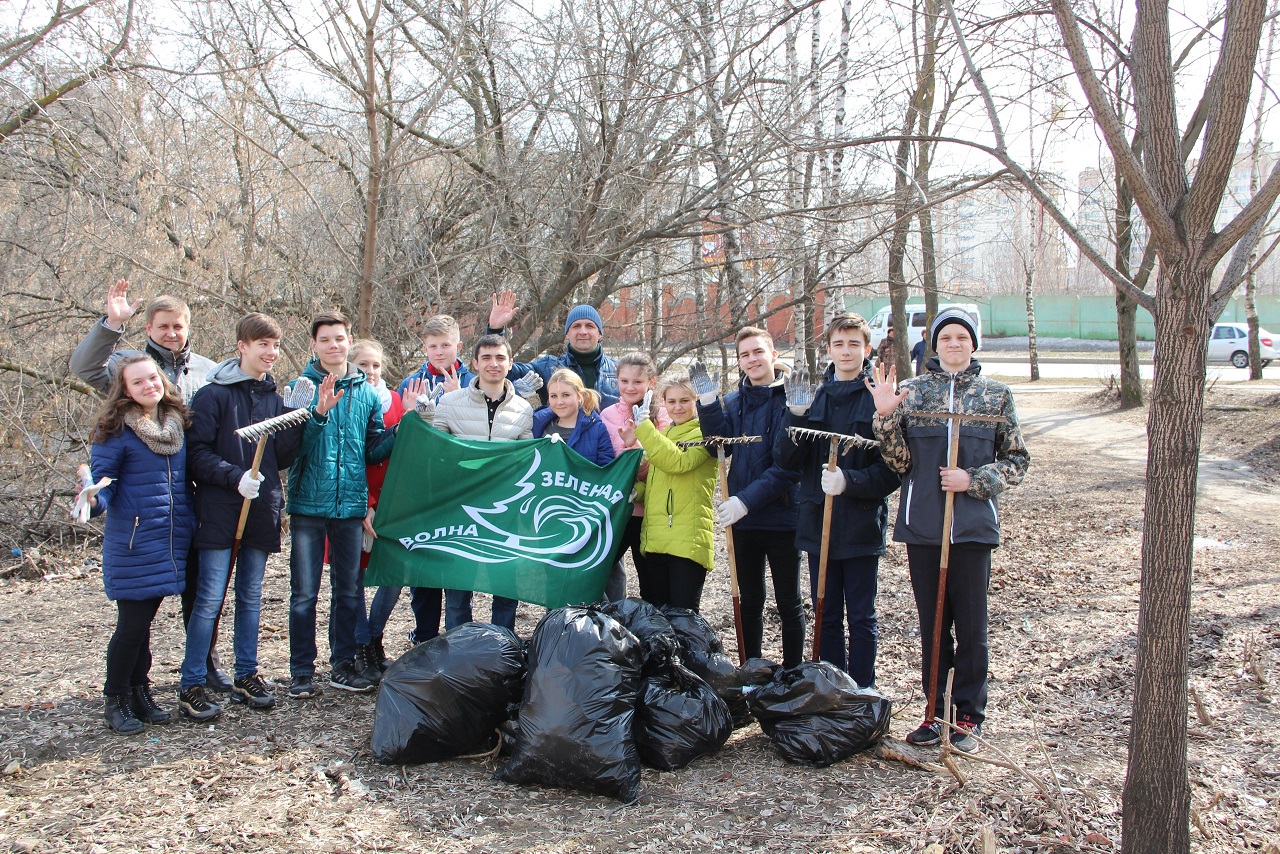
[356,0,384,337]
[1120,261,1211,854]
[1114,171,1144,406]
[1024,264,1040,382]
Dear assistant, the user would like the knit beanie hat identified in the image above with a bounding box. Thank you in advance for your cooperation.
[930,308,980,352]
[564,304,604,337]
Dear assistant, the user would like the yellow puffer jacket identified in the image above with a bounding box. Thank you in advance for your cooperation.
[634,418,717,571]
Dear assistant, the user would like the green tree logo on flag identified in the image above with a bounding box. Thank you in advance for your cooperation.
[365,414,642,608]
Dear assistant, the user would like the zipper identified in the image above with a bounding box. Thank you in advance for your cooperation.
[666,489,674,527]
[904,479,913,526]
[128,517,140,549]
[168,456,177,575]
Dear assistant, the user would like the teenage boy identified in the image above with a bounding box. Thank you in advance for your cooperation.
[70,278,228,690]
[868,308,1029,751]
[177,313,304,720]
[286,312,397,698]
[415,334,534,632]
[487,295,620,408]
[691,328,805,667]
[775,314,899,688]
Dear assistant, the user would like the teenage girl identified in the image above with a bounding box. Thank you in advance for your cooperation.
[350,340,408,677]
[599,353,671,601]
[85,354,196,734]
[619,373,717,611]
[534,368,616,464]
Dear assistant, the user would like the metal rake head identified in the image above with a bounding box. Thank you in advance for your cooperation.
[677,435,763,449]
[786,425,879,452]
[235,407,312,443]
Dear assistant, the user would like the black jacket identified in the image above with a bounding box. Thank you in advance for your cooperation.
[186,359,304,551]
[774,362,900,558]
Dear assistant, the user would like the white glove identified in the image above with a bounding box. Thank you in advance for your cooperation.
[548,432,564,443]
[632,389,653,424]
[716,497,748,527]
[238,470,263,500]
[71,465,112,523]
[513,372,544,397]
[416,393,437,423]
[785,367,816,415]
[820,468,847,496]
[689,361,720,406]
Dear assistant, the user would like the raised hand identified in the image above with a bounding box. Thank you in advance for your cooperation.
[784,366,816,415]
[104,279,143,329]
[618,419,638,446]
[400,377,428,412]
[513,371,543,397]
[440,366,462,395]
[488,290,518,329]
[689,361,719,405]
[284,377,316,410]
[315,373,344,416]
[631,389,653,425]
[864,361,908,416]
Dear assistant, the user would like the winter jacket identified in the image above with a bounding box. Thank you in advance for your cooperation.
[286,360,397,519]
[633,418,717,571]
[186,359,304,551]
[431,378,533,441]
[873,357,1029,548]
[396,359,476,399]
[774,362,900,559]
[696,368,800,531]
[532,407,617,466]
[600,401,671,518]
[510,349,620,408]
[70,318,216,403]
[91,424,196,601]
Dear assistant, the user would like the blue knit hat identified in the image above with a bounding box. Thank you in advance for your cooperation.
[564,304,603,337]
[930,308,980,351]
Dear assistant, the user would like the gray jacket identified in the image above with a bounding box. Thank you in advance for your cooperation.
[431,378,533,441]
[69,318,215,402]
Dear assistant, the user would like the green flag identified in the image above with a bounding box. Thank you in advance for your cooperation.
[365,413,642,608]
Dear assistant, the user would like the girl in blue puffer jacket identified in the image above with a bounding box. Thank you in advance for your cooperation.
[84,354,196,735]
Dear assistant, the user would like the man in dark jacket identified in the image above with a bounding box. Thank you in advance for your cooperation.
[775,314,900,688]
[178,313,304,720]
[692,328,805,667]
[491,298,620,408]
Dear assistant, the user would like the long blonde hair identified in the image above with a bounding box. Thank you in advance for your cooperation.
[548,368,600,415]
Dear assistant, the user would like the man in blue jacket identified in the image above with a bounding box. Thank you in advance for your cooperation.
[286,312,397,699]
[693,328,805,666]
[490,299,620,408]
[178,313,304,720]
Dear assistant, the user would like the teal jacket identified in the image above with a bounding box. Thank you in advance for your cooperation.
[287,360,396,519]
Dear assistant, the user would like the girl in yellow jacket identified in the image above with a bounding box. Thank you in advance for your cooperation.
[619,374,717,611]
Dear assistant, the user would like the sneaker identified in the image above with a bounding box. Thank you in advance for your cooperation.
[905,720,943,747]
[288,675,317,699]
[129,684,172,724]
[355,644,383,685]
[328,660,375,693]
[231,673,276,709]
[178,685,222,722]
[950,718,982,752]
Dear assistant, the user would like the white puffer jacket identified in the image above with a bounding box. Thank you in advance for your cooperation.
[432,378,533,441]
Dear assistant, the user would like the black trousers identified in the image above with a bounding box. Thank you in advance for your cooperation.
[104,597,163,695]
[907,543,992,725]
[623,516,659,602]
[731,527,805,667]
[643,552,707,612]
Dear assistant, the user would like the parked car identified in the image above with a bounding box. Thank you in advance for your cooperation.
[1208,322,1276,369]
[867,303,983,350]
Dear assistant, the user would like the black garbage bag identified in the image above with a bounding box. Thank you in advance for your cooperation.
[599,598,679,672]
[371,623,526,764]
[660,607,740,694]
[635,662,733,771]
[496,606,644,802]
[748,661,892,767]
[720,657,780,729]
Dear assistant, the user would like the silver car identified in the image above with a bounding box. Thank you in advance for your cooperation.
[1208,322,1277,369]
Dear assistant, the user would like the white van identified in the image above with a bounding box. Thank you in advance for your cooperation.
[867,303,983,350]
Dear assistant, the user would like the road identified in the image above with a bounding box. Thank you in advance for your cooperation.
[978,355,1280,383]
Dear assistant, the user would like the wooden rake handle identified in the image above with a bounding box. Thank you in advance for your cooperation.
[812,439,840,662]
[718,445,747,666]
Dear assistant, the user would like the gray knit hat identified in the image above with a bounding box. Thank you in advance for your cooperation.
[930,308,980,351]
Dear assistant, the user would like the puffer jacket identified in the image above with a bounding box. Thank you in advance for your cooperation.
[69,318,216,403]
[396,358,476,398]
[286,360,396,519]
[510,349,620,409]
[873,357,1029,547]
[91,424,196,600]
[634,418,717,571]
[432,378,533,440]
[532,407,617,466]
[186,359,304,551]
[696,367,800,531]
[600,400,671,518]
[774,361,900,559]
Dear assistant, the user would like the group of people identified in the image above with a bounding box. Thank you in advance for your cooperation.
[76,281,1028,753]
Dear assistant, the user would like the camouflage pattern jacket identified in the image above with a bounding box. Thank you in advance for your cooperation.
[872,358,1029,547]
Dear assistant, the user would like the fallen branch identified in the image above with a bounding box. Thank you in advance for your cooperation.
[0,361,98,396]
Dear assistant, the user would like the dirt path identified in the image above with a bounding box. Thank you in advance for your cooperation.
[0,388,1276,853]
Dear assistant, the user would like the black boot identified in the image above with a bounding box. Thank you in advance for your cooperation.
[355,644,382,685]
[205,648,233,692]
[368,636,391,671]
[104,693,144,735]
[129,684,172,724]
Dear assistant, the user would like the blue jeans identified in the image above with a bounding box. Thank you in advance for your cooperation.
[444,590,518,632]
[290,515,362,676]
[409,587,442,643]
[808,553,880,689]
[181,547,268,687]
[366,586,401,638]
